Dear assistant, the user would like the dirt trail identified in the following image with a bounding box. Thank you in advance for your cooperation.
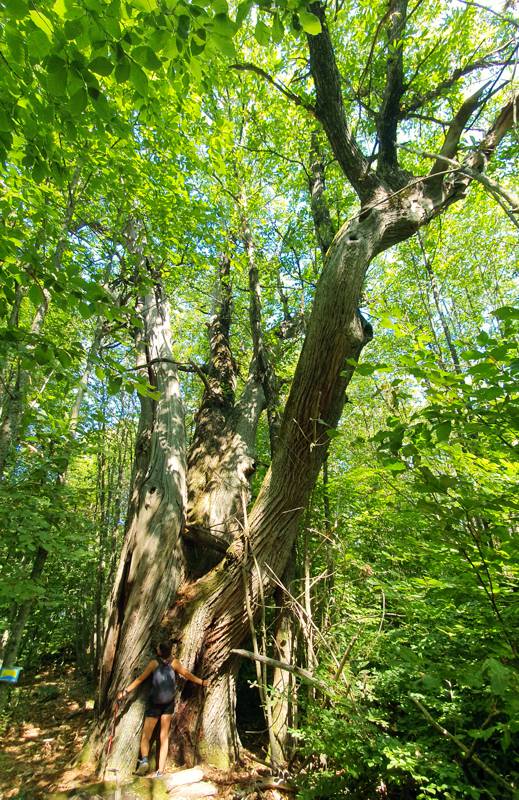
[0,667,290,800]
[0,665,96,799]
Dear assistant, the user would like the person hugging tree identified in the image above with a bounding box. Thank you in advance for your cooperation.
[117,640,207,777]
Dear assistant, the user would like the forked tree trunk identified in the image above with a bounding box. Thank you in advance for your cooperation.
[185,255,265,572]
[161,217,373,765]
[161,169,491,765]
[91,274,187,778]
[176,250,273,764]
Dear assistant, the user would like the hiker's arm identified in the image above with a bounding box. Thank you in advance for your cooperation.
[172,658,208,687]
[117,659,158,700]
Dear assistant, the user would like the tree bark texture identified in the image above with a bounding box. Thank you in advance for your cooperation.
[161,134,516,762]
[185,256,265,571]
[92,16,517,770]
[270,562,297,765]
[93,278,187,778]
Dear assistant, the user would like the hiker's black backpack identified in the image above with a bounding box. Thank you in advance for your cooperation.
[150,659,176,704]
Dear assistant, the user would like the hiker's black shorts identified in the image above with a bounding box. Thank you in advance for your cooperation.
[145,699,174,718]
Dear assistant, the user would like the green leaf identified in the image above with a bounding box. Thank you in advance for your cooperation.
[115,59,131,83]
[254,19,270,46]
[29,9,53,36]
[493,305,519,321]
[326,429,341,439]
[177,14,190,39]
[298,10,322,35]
[46,62,68,95]
[356,362,389,376]
[27,28,52,58]
[272,15,284,43]
[34,343,53,364]
[107,376,122,395]
[435,420,451,442]
[0,109,11,133]
[64,18,85,39]
[484,658,510,697]
[210,33,236,58]
[28,284,45,307]
[68,86,88,114]
[131,0,158,10]
[383,460,407,472]
[4,0,28,20]
[212,12,237,38]
[89,56,114,76]
[131,45,162,71]
[130,63,148,95]
[236,0,253,26]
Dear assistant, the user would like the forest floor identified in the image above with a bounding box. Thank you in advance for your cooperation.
[0,664,97,799]
[0,667,290,800]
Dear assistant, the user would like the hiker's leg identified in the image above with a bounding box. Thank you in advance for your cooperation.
[158,713,173,773]
[140,715,158,758]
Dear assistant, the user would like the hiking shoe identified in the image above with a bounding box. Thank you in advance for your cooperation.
[136,757,149,775]
[153,771,163,778]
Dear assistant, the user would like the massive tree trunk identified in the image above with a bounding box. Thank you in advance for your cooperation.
[162,206,374,767]
[159,85,516,760]
[175,244,278,765]
[184,255,265,573]
[90,268,187,778]
[92,3,516,773]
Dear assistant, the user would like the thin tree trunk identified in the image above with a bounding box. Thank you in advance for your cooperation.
[418,233,462,372]
[270,559,297,765]
[0,167,80,478]
[0,546,47,672]
[0,289,50,477]
[0,319,103,710]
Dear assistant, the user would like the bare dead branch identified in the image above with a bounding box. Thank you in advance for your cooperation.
[357,7,391,101]
[401,40,517,117]
[406,146,519,230]
[188,359,212,394]
[231,648,331,694]
[128,358,200,374]
[454,0,519,28]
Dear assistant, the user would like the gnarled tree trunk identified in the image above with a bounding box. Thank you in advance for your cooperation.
[159,81,515,757]
[91,264,187,777]
[91,4,516,770]
[184,255,265,573]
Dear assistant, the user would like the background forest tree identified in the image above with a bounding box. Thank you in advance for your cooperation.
[0,0,518,798]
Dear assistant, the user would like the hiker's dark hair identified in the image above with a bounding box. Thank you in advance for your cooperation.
[158,640,173,659]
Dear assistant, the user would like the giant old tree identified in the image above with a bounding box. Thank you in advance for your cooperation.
[86,0,518,777]
[1,0,516,779]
